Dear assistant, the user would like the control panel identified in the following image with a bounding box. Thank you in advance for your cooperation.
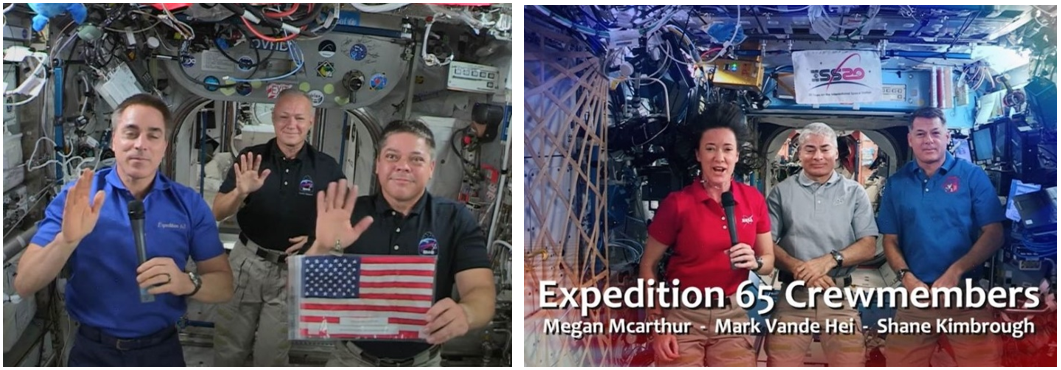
[163,17,412,109]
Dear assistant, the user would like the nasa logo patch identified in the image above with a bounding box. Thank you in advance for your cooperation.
[299,176,314,196]
[944,176,960,193]
[418,233,439,256]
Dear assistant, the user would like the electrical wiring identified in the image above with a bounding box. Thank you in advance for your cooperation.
[662,42,693,67]
[350,3,411,13]
[422,15,454,67]
[211,34,274,70]
[241,17,302,42]
[636,77,671,123]
[264,4,300,19]
[298,3,341,40]
[532,6,606,38]
[24,136,73,173]
[699,5,741,65]
[757,6,809,13]
[426,4,493,31]
[492,240,512,251]
[643,7,678,37]
[224,3,323,38]
[223,40,304,83]
[160,5,195,40]
[103,10,162,33]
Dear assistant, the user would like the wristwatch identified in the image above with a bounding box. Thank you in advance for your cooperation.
[896,268,910,281]
[752,256,764,272]
[187,272,202,296]
[330,238,345,256]
[830,250,844,268]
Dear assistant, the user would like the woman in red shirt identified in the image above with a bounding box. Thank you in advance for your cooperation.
[639,102,775,367]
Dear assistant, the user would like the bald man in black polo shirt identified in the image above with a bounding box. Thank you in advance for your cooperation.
[307,120,496,366]
[211,89,345,366]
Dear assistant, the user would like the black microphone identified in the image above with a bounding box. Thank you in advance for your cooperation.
[721,192,739,270]
[129,200,154,303]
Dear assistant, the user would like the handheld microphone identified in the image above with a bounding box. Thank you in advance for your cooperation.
[721,192,739,270]
[129,200,154,303]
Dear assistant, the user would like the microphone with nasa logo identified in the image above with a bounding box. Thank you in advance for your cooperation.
[128,200,154,303]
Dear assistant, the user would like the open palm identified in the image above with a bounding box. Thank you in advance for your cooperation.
[60,169,106,244]
[234,153,270,195]
[313,180,373,254]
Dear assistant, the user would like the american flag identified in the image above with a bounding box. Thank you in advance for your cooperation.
[290,255,437,340]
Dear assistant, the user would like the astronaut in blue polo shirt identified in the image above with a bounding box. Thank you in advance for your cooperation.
[877,107,1005,366]
[13,94,233,367]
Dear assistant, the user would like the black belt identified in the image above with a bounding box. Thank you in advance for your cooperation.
[355,344,442,367]
[240,233,287,264]
[779,270,852,288]
[78,324,177,351]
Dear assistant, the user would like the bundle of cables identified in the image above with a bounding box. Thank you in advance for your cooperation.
[221,3,336,42]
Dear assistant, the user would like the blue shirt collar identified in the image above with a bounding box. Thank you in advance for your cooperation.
[105,167,171,192]
[907,151,957,176]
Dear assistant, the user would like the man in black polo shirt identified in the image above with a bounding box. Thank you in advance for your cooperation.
[306,120,496,366]
[211,89,345,366]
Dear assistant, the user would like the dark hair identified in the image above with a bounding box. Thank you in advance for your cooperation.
[910,107,946,127]
[111,93,173,133]
[685,102,749,143]
[674,102,761,178]
[380,120,437,156]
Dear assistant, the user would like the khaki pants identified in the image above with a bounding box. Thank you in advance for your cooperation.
[327,342,442,367]
[658,295,757,367]
[884,305,1001,366]
[213,240,291,366]
[765,286,866,366]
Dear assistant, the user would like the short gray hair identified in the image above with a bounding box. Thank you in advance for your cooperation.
[275,88,312,104]
[798,122,838,147]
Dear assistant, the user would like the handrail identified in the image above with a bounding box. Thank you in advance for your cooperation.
[3,225,37,263]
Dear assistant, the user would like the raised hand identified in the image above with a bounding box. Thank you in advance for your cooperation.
[308,180,374,255]
[59,169,106,245]
[234,153,271,195]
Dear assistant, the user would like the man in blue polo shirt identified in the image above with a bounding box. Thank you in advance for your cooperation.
[13,94,233,367]
[877,107,1005,366]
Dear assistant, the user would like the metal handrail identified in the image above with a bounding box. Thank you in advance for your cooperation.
[3,225,37,263]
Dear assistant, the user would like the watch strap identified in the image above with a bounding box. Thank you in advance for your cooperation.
[330,238,345,256]
[187,272,202,296]
[897,268,910,280]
